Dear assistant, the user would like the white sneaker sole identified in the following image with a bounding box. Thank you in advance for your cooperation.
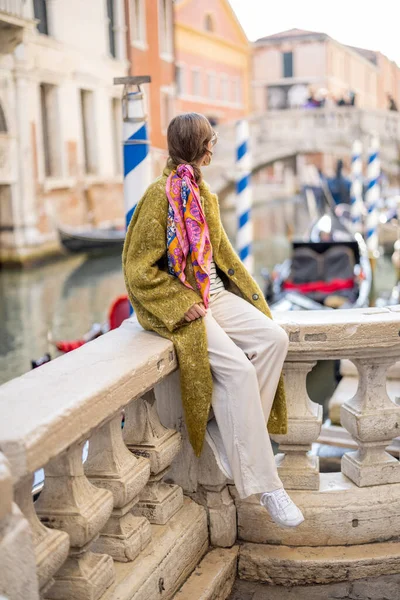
[271,514,305,529]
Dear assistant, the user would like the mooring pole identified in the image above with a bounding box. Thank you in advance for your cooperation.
[114,76,152,229]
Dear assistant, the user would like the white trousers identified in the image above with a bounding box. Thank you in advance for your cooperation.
[205,290,289,499]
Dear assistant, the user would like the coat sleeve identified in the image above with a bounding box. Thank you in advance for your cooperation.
[123,191,202,332]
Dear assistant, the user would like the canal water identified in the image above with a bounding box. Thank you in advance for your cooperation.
[0,196,396,386]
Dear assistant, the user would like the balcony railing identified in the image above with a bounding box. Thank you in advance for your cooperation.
[0,0,26,18]
[1,306,400,597]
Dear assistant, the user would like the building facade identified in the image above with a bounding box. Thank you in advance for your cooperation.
[125,0,175,175]
[253,28,400,113]
[174,0,250,126]
[0,0,128,265]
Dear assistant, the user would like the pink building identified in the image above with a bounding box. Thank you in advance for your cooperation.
[253,28,400,112]
[174,0,251,125]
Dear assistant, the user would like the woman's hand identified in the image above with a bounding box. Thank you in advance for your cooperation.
[184,303,206,322]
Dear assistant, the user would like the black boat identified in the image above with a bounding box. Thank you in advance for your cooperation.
[58,224,125,254]
[263,201,372,312]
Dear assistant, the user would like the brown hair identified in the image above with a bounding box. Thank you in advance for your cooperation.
[167,113,214,183]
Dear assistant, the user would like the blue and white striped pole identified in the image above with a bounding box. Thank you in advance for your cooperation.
[365,137,380,256]
[236,119,253,273]
[115,76,152,229]
[350,140,364,234]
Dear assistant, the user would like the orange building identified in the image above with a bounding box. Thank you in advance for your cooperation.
[125,0,176,172]
[174,0,250,126]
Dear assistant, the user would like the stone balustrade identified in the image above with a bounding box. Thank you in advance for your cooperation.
[0,0,26,17]
[207,107,400,194]
[2,306,400,598]
[0,320,208,600]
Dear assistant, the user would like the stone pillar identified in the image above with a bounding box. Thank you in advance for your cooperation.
[14,476,69,596]
[155,373,236,546]
[35,441,115,600]
[271,361,322,490]
[113,0,127,61]
[85,415,152,562]
[341,357,400,486]
[124,390,183,524]
[0,453,39,600]
[196,442,237,548]
[12,59,39,250]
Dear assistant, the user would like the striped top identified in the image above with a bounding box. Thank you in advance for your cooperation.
[209,260,225,296]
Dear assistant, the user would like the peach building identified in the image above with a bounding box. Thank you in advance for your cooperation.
[125,0,176,172]
[174,0,251,126]
[253,28,400,112]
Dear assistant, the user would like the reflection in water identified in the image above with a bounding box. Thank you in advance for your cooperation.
[0,254,126,385]
[0,196,396,385]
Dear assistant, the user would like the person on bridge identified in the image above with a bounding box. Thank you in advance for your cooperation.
[123,113,304,529]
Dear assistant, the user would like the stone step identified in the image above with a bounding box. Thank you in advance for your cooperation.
[238,540,400,586]
[232,473,400,547]
[229,574,400,600]
[102,498,208,600]
[174,546,239,600]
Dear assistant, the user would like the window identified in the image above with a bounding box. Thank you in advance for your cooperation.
[111,98,122,175]
[107,0,116,58]
[159,0,173,58]
[80,90,97,174]
[160,89,174,132]
[130,0,146,45]
[34,0,49,35]
[204,13,214,32]
[283,51,293,78]
[40,84,60,177]
[220,74,229,102]
[207,72,216,101]
[192,68,201,97]
[176,65,185,96]
[233,77,242,105]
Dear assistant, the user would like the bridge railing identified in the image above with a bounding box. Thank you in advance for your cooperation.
[0,320,191,599]
[208,107,400,193]
[0,0,26,18]
[2,306,400,595]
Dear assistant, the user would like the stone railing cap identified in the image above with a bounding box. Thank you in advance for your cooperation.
[274,306,400,358]
[0,319,176,483]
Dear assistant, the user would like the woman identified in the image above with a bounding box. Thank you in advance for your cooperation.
[123,113,304,528]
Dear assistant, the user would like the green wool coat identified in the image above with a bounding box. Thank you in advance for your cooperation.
[122,168,287,457]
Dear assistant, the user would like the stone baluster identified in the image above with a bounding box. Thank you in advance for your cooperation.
[271,360,322,490]
[196,440,237,548]
[85,414,152,562]
[14,475,70,596]
[34,441,115,600]
[341,357,400,487]
[154,373,236,547]
[0,453,39,599]
[123,390,183,524]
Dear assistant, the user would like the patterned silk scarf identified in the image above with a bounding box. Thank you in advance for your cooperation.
[166,164,212,308]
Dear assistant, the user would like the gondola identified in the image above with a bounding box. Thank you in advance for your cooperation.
[263,199,372,312]
[58,224,125,254]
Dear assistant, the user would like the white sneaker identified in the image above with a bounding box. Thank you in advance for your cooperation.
[260,488,304,528]
[205,419,233,480]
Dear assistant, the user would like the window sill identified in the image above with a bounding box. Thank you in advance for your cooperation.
[83,174,123,186]
[43,177,76,192]
[132,40,148,51]
[160,52,174,64]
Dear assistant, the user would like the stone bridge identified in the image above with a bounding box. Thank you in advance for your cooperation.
[2,307,400,599]
[208,107,400,195]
